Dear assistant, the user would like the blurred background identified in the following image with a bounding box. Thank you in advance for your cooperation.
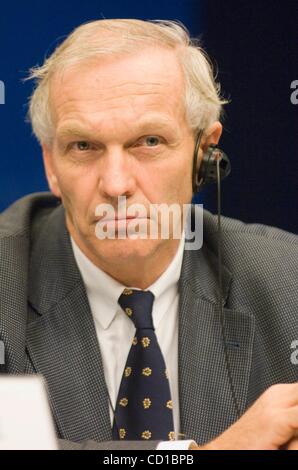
[0,0,297,233]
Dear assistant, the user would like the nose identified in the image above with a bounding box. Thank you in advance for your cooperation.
[98,147,136,199]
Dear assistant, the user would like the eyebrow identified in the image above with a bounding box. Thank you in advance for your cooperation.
[56,116,177,141]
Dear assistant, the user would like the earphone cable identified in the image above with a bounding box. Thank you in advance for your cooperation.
[216,158,241,420]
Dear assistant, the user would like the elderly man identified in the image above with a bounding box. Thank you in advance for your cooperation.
[0,19,297,451]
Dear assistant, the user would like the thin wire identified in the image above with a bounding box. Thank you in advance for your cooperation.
[107,389,120,437]
[216,158,241,420]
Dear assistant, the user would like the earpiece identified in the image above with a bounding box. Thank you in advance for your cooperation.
[192,131,231,193]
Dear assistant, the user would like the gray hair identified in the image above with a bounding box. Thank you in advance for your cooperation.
[26,19,227,146]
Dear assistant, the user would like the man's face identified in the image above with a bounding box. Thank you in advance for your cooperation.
[43,47,196,269]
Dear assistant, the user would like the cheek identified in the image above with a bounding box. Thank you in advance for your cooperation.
[55,165,99,220]
[146,157,193,205]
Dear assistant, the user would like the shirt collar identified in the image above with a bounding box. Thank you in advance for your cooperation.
[71,234,185,330]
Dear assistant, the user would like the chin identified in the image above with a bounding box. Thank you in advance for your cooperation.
[91,236,162,263]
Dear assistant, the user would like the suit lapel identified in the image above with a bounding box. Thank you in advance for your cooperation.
[178,242,255,445]
[26,205,111,442]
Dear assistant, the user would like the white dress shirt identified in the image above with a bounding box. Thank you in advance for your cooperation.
[70,235,195,449]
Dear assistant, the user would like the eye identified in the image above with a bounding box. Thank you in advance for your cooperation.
[145,136,160,146]
[75,141,91,151]
[136,136,163,147]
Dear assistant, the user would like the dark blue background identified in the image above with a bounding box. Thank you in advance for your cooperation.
[200,0,298,234]
[0,1,297,233]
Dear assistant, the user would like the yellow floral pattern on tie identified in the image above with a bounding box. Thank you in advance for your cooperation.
[125,307,133,316]
[142,367,152,377]
[123,288,133,295]
[142,430,152,440]
[142,337,151,348]
[119,398,128,407]
[143,398,152,409]
[124,367,132,377]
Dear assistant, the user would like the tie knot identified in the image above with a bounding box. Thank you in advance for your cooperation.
[118,288,155,330]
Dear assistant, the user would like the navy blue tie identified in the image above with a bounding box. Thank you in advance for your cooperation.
[112,288,175,441]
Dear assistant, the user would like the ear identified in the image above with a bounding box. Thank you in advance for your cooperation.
[41,144,62,198]
[200,121,223,153]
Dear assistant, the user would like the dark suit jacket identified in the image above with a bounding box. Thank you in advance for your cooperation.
[0,192,297,450]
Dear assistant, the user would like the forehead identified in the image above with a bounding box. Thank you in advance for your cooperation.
[50,47,186,130]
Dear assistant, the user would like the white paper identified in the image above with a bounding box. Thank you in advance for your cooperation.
[0,375,58,450]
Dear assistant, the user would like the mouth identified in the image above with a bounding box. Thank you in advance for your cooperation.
[98,215,149,222]
[96,215,150,230]
[103,215,141,222]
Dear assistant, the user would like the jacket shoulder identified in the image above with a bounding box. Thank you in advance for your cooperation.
[203,209,298,248]
[201,209,298,315]
[202,209,298,298]
[0,192,61,239]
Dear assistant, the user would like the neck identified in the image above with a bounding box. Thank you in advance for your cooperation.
[97,241,181,289]
[68,227,181,290]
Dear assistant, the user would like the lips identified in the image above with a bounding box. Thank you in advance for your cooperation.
[107,215,137,221]
[96,217,150,235]
[99,215,147,222]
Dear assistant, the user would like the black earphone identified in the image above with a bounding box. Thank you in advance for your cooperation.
[192,130,231,193]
